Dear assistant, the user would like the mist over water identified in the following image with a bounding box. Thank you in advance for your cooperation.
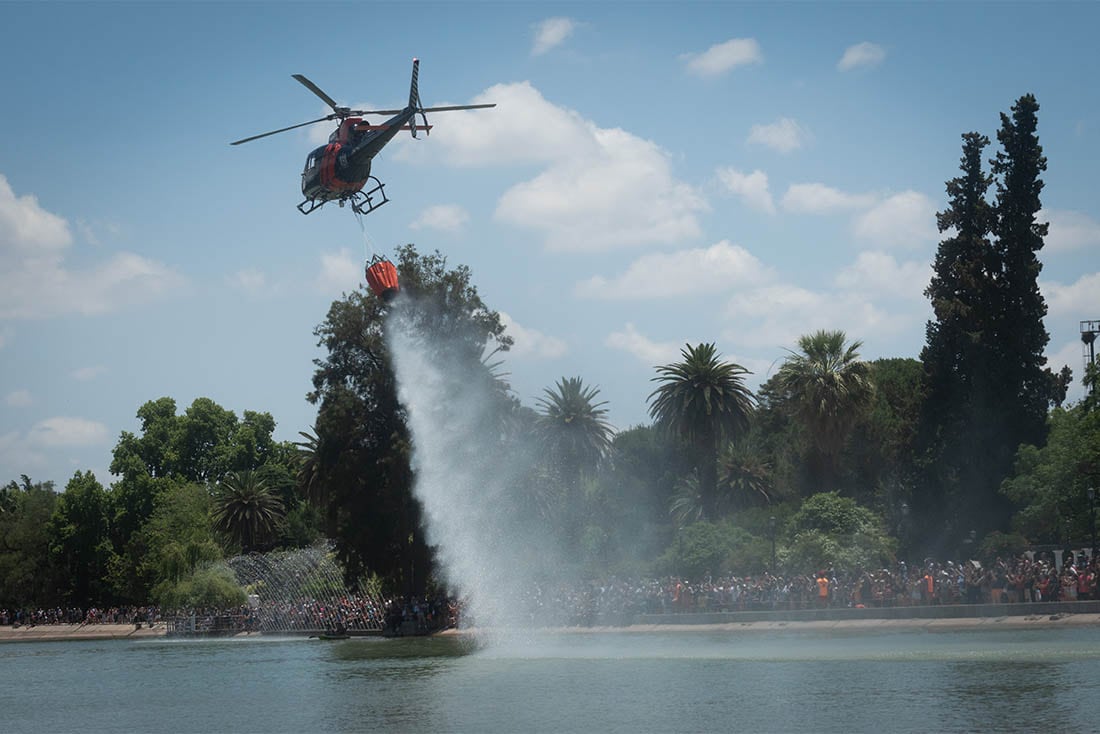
[387,298,567,632]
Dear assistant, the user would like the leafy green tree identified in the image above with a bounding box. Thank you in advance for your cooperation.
[49,472,113,605]
[139,482,222,593]
[107,397,294,600]
[0,477,60,607]
[649,343,756,521]
[785,492,895,572]
[307,245,511,595]
[212,470,285,553]
[774,331,874,493]
[536,376,614,546]
[1002,405,1100,546]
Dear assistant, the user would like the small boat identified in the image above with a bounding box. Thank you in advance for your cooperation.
[316,633,350,640]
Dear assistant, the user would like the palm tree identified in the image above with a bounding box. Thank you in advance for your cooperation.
[536,377,614,545]
[649,343,756,521]
[774,330,874,491]
[212,470,285,553]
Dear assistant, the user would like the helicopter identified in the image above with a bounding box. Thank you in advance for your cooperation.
[231,58,495,216]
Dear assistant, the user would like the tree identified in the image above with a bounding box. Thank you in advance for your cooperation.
[307,244,511,595]
[212,470,285,553]
[990,93,1061,449]
[536,376,614,546]
[785,492,896,572]
[917,97,1065,553]
[649,343,756,521]
[49,472,113,605]
[0,477,60,608]
[774,331,874,493]
[1002,405,1100,546]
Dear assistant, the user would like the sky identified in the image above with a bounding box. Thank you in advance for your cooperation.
[2,2,1098,489]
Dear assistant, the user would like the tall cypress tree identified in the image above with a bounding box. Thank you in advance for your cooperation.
[917,96,1064,556]
[990,93,1055,450]
[917,132,999,552]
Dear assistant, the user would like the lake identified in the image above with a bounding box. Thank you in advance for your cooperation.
[3,627,1099,733]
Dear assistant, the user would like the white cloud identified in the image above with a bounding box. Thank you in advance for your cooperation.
[723,284,907,349]
[500,312,568,359]
[682,38,763,77]
[5,390,32,407]
[72,365,107,382]
[835,251,931,301]
[605,323,680,366]
[716,168,774,213]
[1042,272,1100,318]
[853,191,938,249]
[399,81,707,251]
[576,240,773,300]
[1041,209,1100,253]
[315,249,362,294]
[0,175,182,319]
[0,431,45,473]
[782,182,877,213]
[747,118,807,154]
[27,417,109,448]
[532,17,576,56]
[410,204,470,232]
[228,268,268,295]
[0,174,71,252]
[838,42,886,71]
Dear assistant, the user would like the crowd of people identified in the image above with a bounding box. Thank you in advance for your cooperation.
[0,606,159,628]
[5,553,1098,633]
[499,552,1100,626]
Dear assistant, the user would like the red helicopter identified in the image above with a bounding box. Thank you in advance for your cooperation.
[231,58,495,216]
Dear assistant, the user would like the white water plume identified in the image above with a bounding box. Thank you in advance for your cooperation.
[387,301,564,630]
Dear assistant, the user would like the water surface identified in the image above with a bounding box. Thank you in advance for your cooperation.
[3,627,1097,733]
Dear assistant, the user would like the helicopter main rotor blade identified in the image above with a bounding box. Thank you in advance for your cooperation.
[230,115,334,146]
[292,74,341,112]
[349,103,498,116]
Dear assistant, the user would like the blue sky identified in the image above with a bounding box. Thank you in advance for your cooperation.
[2,2,1098,488]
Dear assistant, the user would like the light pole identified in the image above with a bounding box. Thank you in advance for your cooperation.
[1088,487,1097,560]
[769,516,777,571]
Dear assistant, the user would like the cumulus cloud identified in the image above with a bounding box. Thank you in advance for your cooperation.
[682,38,763,77]
[500,312,568,359]
[397,81,706,251]
[605,323,680,366]
[1042,272,1100,318]
[532,17,576,55]
[410,204,470,232]
[853,191,938,249]
[72,365,107,381]
[27,417,109,447]
[838,42,886,71]
[723,283,908,349]
[228,268,268,295]
[835,251,931,301]
[1041,209,1100,252]
[5,390,32,407]
[716,168,774,213]
[782,183,877,213]
[0,175,181,319]
[315,248,362,294]
[747,118,807,154]
[576,240,773,300]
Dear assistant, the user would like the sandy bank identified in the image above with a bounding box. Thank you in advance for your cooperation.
[0,623,168,643]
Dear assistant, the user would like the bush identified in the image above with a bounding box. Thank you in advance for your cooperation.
[154,565,245,610]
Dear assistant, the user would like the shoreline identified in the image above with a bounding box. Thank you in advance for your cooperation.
[6,611,1100,643]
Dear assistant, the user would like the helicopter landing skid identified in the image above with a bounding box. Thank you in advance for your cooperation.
[348,177,389,217]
